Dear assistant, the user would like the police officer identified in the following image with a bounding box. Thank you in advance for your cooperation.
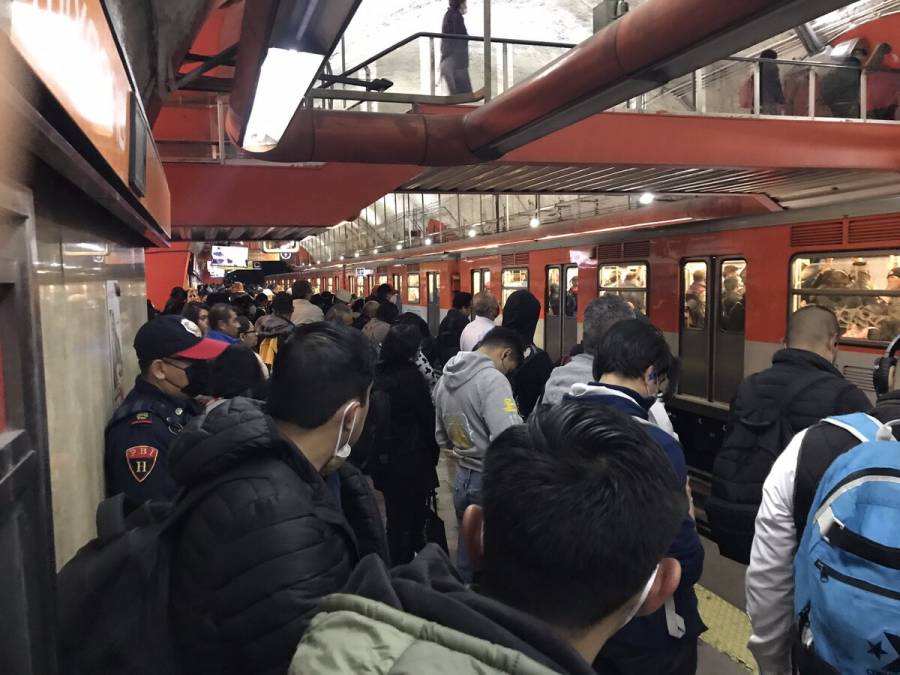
[104,314,227,504]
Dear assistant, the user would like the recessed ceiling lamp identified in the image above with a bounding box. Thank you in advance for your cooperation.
[468,228,477,238]
[639,192,656,205]
[529,215,541,228]
[339,255,345,261]
[424,237,433,246]
[396,243,403,250]
[354,252,360,258]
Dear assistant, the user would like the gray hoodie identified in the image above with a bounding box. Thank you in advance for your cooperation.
[434,351,523,471]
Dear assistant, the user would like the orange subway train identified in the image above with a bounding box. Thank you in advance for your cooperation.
[269,208,900,477]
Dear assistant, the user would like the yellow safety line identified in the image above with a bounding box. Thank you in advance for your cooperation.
[695,584,759,674]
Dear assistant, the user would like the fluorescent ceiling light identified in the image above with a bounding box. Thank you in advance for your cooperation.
[424,237,433,246]
[529,216,541,228]
[639,192,656,205]
[468,228,477,238]
[244,48,323,150]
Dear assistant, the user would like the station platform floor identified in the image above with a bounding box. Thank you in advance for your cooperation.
[430,451,758,675]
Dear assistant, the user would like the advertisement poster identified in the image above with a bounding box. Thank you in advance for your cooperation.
[106,280,125,406]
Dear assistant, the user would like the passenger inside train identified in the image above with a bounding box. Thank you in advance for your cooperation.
[5,1,900,674]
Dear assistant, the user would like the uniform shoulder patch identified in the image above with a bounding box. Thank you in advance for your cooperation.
[130,412,152,426]
[125,446,159,483]
[502,398,518,414]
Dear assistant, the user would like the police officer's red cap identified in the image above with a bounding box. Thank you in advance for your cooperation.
[134,315,228,363]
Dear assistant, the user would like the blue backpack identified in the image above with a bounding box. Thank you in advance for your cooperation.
[794,412,900,674]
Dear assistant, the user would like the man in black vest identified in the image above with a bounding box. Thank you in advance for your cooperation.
[708,305,871,563]
[745,334,900,675]
[105,315,227,504]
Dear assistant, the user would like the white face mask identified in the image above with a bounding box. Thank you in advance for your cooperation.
[333,402,359,460]
[619,565,659,629]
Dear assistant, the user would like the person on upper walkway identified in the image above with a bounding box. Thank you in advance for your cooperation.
[565,319,705,675]
[708,305,871,563]
[291,279,325,325]
[168,322,388,675]
[206,303,241,344]
[435,326,523,582]
[543,295,677,436]
[288,403,687,675]
[104,315,227,504]
[502,289,554,418]
[440,0,472,95]
[745,333,900,675]
[460,291,499,351]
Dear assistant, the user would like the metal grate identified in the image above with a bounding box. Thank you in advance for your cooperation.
[623,240,651,258]
[790,221,844,247]
[847,216,900,243]
[501,252,530,266]
[843,365,875,394]
[594,243,624,261]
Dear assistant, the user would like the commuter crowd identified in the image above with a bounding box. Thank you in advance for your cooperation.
[61,275,900,675]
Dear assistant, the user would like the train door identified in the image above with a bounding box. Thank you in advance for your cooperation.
[679,258,747,403]
[544,264,579,363]
[0,199,58,673]
[427,272,441,336]
[471,268,491,319]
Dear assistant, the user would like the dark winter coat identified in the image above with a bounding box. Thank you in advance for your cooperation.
[441,7,469,65]
[502,289,554,418]
[167,397,388,675]
[727,348,871,437]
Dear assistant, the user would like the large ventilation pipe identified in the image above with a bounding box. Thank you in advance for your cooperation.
[229,0,857,165]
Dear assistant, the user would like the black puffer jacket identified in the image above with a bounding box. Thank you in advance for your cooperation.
[168,397,388,675]
[728,348,870,431]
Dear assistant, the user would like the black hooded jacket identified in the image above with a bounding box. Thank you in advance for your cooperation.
[502,289,554,418]
[324,544,597,675]
[167,397,388,675]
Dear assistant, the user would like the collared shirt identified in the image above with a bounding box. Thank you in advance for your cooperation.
[459,315,496,352]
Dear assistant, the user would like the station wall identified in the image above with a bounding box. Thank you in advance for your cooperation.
[31,166,147,568]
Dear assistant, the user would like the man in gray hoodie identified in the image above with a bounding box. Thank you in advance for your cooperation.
[434,326,524,582]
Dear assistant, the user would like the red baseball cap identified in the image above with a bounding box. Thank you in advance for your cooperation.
[134,315,228,363]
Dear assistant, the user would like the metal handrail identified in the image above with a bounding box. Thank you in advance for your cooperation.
[333,31,576,83]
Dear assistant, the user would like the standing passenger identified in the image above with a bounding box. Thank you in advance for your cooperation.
[182,301,210,336]
[501,289,554,418]
[104,315,227,504]
[759,49,786,115]
[440,0,472,94]
[291,280,325,325]
[168,323,388,675]
[206,303,241,344]
[363,300,399,347]
[566,319,705,675]
[459,291,499,351]
[434,327,524,582]
[437,290,472,362]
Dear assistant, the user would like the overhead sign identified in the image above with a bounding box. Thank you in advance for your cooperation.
[261,241,300,254]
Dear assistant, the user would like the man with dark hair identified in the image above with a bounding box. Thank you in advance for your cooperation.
[434,326,524,582]
[746,333,900,674]
[566,319,705,675]
[439,290,472,338]
[207,303,241,344]
[168,322,387,674]
[104,315,227,504]
[374,283,394,304]
[291,279,324,325]
[708,305,871,564]
[289,403,686,674]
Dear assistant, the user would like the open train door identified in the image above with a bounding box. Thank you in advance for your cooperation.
[0,188,58,673]
[427,272,441,336]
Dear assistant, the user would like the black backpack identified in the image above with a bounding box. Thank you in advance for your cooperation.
[56,478,231,674]
[707,370,832,564]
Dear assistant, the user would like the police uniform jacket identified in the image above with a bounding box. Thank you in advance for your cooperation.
[104,376,197,504]
[168,396,388,675]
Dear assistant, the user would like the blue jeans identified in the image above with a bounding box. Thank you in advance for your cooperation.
[453,466,482,583]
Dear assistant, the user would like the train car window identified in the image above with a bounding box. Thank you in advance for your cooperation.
[501,267,529,307]
[378,274,388,286]
[327,277,334,292]
[682,261,708,330]
[565,266,579,317]
[599,263,648,314]
[407,273,420,304]
[356,276,365,297]
[392,274,402,294]
[720,259,747,333]
[546,267,561,316]
[791,251,900,343]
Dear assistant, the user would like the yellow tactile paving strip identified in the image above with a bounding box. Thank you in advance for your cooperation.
[696,584,759,674]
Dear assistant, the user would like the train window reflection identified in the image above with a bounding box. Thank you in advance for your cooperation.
[599,263,648,314]
[565,267,579,317]
[501,267,529,307]
[791,252,900,343]
[407,273,420,304]
[546,267,561,316]
[720,260,747,333]
[682,261,708,330]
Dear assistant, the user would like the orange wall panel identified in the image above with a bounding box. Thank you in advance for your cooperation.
[146,245,192,310]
